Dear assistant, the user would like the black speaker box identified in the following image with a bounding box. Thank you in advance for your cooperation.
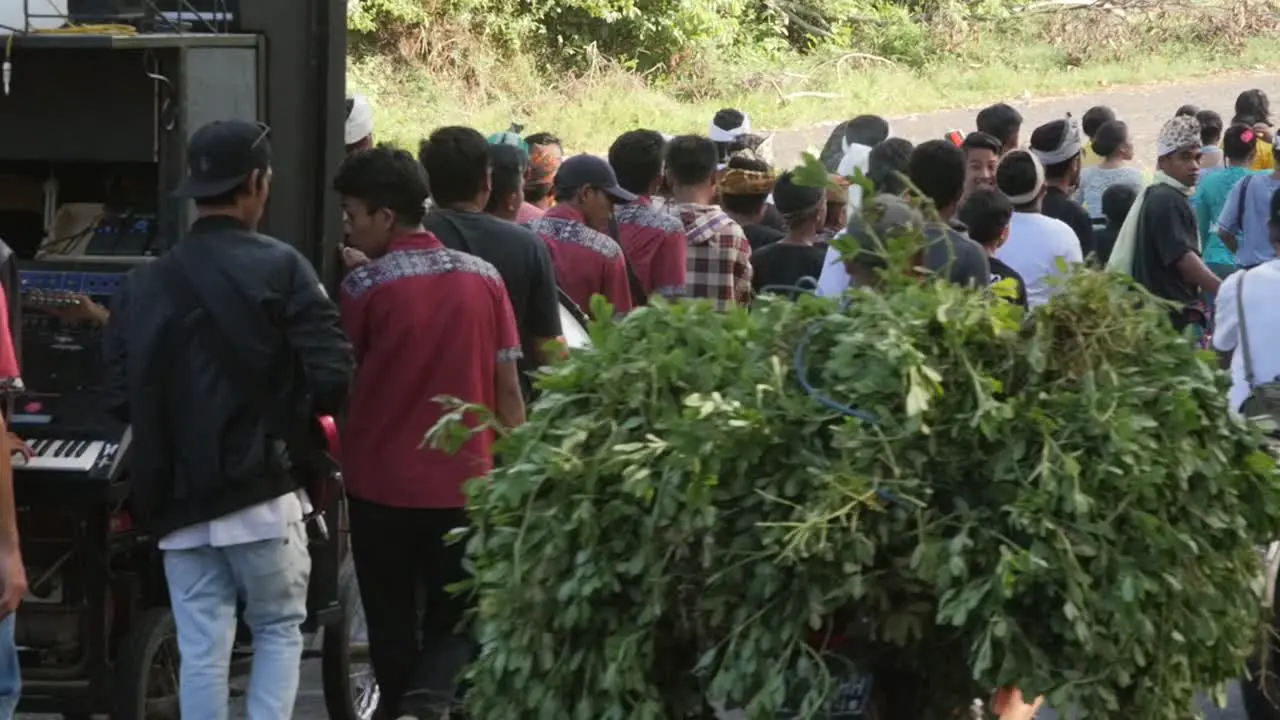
[68,0,147,21]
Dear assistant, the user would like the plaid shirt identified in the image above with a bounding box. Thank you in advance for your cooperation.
[665,202,752,310]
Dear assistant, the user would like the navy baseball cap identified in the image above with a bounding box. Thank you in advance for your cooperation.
[174,119,272,199]
[554,154,636,203]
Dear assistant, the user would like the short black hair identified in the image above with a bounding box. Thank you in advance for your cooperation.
[907,139,965,212]
[1223,124,1260,163]
[719,153,772,216]
[711,109,748,160]
[1235,90,1271,126]
[772,170,824,227]
[976,103,1022,148]
[996,151,1042,209]
[961,131,1002,157]
[609,129,666,195]
[957,188,1012,247]
[525,183,552,204]
[485,144,527,214]
[1100,183,1137,227]
[665,135,719,186]
[524,132,561,148]
[419,126,490,207]
[1090,120,1129,158]
[1176,104,1200,118]
[1081,106,1116,138]
[868,137,914,196]
[334,144,430,227]
[1029,120,1080,180]
[1196,110,1224,147]
[845,115,890,147]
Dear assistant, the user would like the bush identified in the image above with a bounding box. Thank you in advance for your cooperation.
[347,0,1005,72]
[439,238,1280,718]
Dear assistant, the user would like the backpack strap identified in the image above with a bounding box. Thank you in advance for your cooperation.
[1238,269,1256,389]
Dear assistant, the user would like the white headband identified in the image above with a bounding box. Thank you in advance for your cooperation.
[345,95,374,145]
[709,115,751,143]
[1002,151,1046,205]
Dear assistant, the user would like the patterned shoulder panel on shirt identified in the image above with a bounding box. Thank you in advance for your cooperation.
[616,203,685,233]
[341,247,501,300]
[529,217,624,259]
[683,208,740,246]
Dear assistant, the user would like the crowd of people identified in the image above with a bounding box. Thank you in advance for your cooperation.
[0,83,1273,720]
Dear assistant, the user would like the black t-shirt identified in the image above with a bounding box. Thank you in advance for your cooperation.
[422,209,562,391]
[761,204,787,233]
[751,242,827,297]
[1043,187,1096,259]
[1093,224,1119,267]
[744,223,785,251]
[988,256,1028,308]
[1132,184,1199,316]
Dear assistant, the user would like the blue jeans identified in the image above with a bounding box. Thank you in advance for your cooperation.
[163,522,311,720]
[0,615,20,720]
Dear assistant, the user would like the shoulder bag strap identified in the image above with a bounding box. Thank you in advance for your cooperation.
[1238,269,1257,389]
[1237,174,1254,234]
[607,214,648,308]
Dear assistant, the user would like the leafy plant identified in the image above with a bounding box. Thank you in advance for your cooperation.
[440,228,1280,717]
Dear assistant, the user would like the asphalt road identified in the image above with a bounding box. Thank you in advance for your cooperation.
[769,72,1280,173]
[19,71,1280,720]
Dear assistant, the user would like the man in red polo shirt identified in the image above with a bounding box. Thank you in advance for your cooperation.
[608,129,688,300]
[528,154,635,316]
[334,146,526,720]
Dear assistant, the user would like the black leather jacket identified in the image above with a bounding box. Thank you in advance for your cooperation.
[103,215,354,535]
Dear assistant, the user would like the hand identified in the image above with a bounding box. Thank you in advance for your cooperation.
[341,246,370,269]
[0,546,26,620]
[31,293,108,325]
[991,688,1044,720]
[1253,123,1274,144]
[6,434,30,461]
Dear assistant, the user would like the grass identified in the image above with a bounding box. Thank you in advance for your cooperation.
[349,16,1280,153]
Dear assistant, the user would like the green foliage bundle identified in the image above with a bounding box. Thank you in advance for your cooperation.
[451,262,1280,718]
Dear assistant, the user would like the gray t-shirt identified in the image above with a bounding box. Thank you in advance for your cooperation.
[922,223,991,289]
[1074,166,1145,220]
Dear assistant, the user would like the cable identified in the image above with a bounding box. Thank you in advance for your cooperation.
[762,286,899,505]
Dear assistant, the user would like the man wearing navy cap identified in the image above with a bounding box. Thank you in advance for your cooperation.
[527,154,636,315]
[103,119,354,719]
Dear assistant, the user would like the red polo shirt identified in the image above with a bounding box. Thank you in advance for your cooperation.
[528,204,634,315]
[339,232,521,509]
[615,196,688,299]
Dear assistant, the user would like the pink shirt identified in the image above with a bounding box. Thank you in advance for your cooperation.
[516,202,545,224]
[0,292,19,379]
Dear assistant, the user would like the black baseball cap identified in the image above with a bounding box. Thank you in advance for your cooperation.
[174,119,272,199]
[554,154,636,203]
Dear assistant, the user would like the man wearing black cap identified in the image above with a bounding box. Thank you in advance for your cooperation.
[102,119,354,718]
[528,154,636,315]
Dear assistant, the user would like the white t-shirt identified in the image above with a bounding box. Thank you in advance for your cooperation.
[815,241,851,298]
[836,143,872,212]
[1212,261,1280,412]
[995,212,1083,307]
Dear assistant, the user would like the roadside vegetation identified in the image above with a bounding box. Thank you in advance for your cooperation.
[347,0,1280,150]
